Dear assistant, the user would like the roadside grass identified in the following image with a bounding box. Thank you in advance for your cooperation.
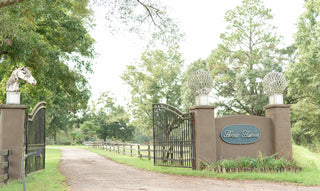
[0,148,68,191]
[83,145,320,186]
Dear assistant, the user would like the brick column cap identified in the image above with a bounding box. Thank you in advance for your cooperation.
[0,104,27,109]
[189,105,216,110]
[264,104,291,109]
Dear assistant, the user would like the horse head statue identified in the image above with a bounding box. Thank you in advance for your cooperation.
[6,66,37,92]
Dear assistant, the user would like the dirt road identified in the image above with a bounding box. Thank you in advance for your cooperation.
[59,148,319,191]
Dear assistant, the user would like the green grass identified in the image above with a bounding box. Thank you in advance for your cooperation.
[0,148,68,191]
[83,145,320,186]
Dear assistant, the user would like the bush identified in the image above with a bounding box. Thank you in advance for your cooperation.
[205,153,301,173]
[59,140,71,145]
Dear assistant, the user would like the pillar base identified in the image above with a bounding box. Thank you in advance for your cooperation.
[189,105,216,170]
[0,104,27,179]
[265,104,292,160]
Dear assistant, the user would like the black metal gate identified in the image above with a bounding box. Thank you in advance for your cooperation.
[25,102,46,174]
[153,103,194,169]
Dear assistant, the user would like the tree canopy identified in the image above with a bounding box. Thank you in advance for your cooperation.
[0,0,23,8]
[90,91,134,142]
[207,0,284,116]
[0,0,95,140]
[94,0,182,47]
[122,46,183,134]
[285,0,320,146]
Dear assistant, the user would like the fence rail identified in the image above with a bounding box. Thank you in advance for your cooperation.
[0,149,9,184]
[84,142,154,160]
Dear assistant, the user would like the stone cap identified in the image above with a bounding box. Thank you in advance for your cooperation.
[264,104,291,109]
[189,105,216,110]
[0,104,28,109]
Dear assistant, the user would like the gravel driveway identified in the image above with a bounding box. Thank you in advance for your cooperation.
[59,148,319,191]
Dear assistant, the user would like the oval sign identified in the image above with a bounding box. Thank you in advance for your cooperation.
[220,125,261,145]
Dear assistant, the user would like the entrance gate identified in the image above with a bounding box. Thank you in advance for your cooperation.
[25,102,46,174]
[152,103,194,169]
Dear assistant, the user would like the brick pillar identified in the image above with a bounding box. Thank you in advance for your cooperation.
[265,104,292,160]
[189,106,216,170]
[0,104,27,179]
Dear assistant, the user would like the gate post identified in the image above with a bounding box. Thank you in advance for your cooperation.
[189,106,216,170]
[265,104,292,160]
[0,104,27,179]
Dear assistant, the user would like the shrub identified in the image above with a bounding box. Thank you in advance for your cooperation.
[207,154,301,173]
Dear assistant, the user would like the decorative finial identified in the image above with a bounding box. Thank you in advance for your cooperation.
[262,71,286,104]
[188,69,213,106]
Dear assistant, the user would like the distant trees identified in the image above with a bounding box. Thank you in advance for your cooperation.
[285,0,320,146]
[70,92,135,143]
[122,47,183,134]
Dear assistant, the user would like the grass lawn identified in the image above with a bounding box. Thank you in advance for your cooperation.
[83,144,320,186]
[0,148,68,191]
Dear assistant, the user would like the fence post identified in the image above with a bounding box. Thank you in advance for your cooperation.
[4,150,9,184]
[148,144,151,160]
[138,145,141,158]
[117,144,119,154]
[130,145,133,156]
[123,144,125,155]
[180,141,184,166]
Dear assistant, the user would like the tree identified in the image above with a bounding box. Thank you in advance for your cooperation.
[0,0,94,140]
[207,0,284,116]
[93,91,135,142]
[0,0,23,8]
[285,0,320,146]
[80,121,98,141]
[121,47,183,134]
[94,0,182,47]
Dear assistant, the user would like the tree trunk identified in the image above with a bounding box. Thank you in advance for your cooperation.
[53,131,57,144]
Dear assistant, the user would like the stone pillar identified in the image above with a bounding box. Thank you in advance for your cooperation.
[0,104,27,179]
[189,106,216,170]
[264,104,292,160]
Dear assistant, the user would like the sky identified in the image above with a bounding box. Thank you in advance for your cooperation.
[88,0,305,106]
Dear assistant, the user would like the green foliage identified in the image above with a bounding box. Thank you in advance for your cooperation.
[207,0,285,116]
[285,0,320,146]
[134,128,152,144]
[122,47,183,134]
[70,130,83,144]
[80,121,98,141]
[90,91,135,142]
[207,153,298,172]
[290,98,320,146]
[0,0,94,141]
[293,145,320,170]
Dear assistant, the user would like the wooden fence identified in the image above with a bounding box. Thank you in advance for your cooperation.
[0,150,9,184]
[84,142,154,160]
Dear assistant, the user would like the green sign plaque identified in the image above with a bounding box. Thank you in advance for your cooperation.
[221,125,261,144]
